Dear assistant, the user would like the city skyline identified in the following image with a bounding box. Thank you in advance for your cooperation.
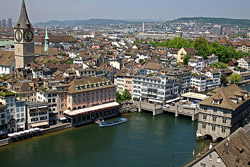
[0,0,250,23]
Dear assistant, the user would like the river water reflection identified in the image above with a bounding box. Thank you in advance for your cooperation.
[0,112,211,167]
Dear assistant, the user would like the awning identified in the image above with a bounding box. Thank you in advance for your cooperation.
[148,99,164,103]
[64,102,120,117]
[165,97,180,104]
[31,122,49,128]
[59,117,67,121]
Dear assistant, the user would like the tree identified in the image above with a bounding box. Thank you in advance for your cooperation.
[183,54,191,65]
[116,92,123,104]
[221,74,228,86]
[122,89,131,102]
[66,59,73,64]
[229,73,242,84]
[193,38,209,58]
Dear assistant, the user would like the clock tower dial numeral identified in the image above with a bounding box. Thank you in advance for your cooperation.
[15,29,23,42]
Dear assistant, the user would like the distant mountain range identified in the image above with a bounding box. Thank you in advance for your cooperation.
[35,19,139,26]
[169,17,250,26]
[35,17,250,27]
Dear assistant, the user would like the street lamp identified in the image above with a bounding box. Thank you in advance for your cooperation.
[172,150,195,167]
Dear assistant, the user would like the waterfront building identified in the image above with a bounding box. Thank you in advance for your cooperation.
[36,90,58,125]
[197,84,250,142]
[14,0,35,68]
[56,76,118,126]
[187,127,250,167]
[162,67,191,94]
[114,68,137,95]
[0,88,26,132]
[133,75,179,104]
[26,102,49,129]
[191,74,206,92]
[0,104,8,135]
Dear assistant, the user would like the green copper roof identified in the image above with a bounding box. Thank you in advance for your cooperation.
[14,0,33,29]
[45,27,49,40]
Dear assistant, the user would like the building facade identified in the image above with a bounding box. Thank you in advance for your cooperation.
[197,85,250,142]
[133,75,179,104]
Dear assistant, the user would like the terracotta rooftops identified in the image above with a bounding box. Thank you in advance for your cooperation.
[67,76,115,94]
[0,51,15,66]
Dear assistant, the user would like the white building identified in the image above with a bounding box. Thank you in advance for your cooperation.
[36,90,58,125]
[133,75,179,104]
[238,57,250,71]
[0,51,16,76]
[26,102,49,129]
[191,75,206,92]
[0,91,26,132]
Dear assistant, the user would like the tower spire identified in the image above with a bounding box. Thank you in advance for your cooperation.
[44,27,49,52]
[14,0,32,29]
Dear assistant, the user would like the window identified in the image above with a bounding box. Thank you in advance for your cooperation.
[204,107,207,111]
[203,114,207,120]
[200,163,206,167]
[222,127,226,133]
[222,117,226,124]
[212,116,217,122]
[209,154,212,160]
[16,114,20,118]
[213,109,217,112]
[202,123,206,129]
[212,125,216,131]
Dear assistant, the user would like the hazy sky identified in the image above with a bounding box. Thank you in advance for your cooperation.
[1,0,250,23]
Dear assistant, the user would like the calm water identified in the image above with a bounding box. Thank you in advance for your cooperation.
[0,112,210,167]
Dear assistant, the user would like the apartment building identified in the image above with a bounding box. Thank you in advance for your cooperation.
[36,90,58,125]
[0,88,26,132]
[26,102,49,129]
[133,75,179,104]
[191,75,206,92]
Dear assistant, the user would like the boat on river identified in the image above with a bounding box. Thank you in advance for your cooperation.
[97,118,128,127]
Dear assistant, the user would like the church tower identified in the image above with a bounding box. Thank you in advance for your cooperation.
[14,0,35,69]
[44,27,49,52]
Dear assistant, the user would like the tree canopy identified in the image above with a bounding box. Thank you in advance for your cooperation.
[146,37,250,63]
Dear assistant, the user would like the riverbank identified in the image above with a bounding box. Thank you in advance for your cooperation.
[0,123,72,147]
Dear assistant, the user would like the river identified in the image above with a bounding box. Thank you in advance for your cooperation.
[0,112,212,167]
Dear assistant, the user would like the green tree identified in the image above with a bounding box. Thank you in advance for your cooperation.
[122,89,131,102]
[221,74,228,86]
[116,92,123,104]
[66,59,73,64]
[193,38,209,58]
[229,73,242,84]
[183,54,191,65]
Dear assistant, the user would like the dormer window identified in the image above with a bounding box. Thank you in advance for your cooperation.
[212,99,221,104]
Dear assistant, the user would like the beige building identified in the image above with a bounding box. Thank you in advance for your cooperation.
[177,47,197,63]
[197,85,250,142]
[186,127,250,167]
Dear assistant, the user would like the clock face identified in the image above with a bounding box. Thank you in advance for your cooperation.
[15,29,22,42]
[23,29,34,42]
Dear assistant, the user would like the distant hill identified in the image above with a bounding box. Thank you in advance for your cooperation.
[170,17,250,26]
[35,19,137,26]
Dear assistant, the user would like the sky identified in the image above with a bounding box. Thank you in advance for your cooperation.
[0,0,250,23]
